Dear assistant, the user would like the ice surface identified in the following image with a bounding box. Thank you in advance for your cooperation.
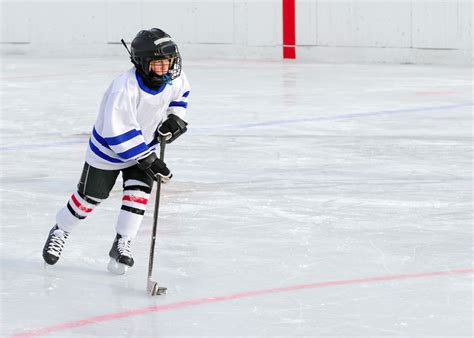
[0,57,473,337]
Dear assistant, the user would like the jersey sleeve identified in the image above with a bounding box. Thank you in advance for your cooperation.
[166,71,191,121]
[96,84,151,162]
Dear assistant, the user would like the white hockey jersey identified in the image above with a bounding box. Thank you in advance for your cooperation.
[85,67,190,170]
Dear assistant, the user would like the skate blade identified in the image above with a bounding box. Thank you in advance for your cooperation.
[107,258,129,275]
[43,262,55,269]
[147,280,167,296]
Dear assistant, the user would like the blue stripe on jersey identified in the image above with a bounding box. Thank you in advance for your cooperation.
[117,142,149,160]
[135,70,167,95]
[89,139,124,163]
[169,101,188,108]
[104,129,142,146]
[92,127,110,149]
[182,91,190,98]
[148,138,158,148]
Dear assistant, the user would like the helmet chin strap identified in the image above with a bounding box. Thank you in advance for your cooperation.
[162,74,171,84]
[137,70,170,90]
[147,65,172,85]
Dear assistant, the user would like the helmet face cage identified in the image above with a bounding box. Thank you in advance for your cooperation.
[135,53,181,81]
[130,29,182,85]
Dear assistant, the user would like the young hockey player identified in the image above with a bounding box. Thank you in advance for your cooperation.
[42,28,190,274]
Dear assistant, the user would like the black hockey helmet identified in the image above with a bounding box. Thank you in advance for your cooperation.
[130,28,181,88]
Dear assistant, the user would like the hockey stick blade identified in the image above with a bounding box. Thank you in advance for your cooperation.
[147,279,167,296]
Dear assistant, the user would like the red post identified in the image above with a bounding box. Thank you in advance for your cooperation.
[282,0,296,59]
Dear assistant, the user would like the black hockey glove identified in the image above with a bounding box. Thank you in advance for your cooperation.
[137,152,172,182]
[158,114,188,144]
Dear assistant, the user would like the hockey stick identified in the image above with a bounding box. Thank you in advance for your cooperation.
[147,138,168,296]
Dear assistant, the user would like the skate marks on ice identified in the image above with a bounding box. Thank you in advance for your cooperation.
[1,59,473,337]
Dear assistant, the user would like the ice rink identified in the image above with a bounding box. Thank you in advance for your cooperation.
[1,57,473,337]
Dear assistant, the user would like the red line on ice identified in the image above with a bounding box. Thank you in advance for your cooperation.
[415,91,457,96]
[10,268,474,338]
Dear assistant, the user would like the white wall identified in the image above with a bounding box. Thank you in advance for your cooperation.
[296,0,473,65]
[0,0,472,65]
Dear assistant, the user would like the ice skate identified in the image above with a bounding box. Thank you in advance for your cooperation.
[107,234,134,275]
[42,225,70,265]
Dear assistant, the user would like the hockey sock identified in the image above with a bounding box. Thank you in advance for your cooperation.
[56,191,102,232]
[115,179,151,238]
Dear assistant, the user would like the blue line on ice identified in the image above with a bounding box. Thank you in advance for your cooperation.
[194,102,472,131]
[1,102,471,152]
